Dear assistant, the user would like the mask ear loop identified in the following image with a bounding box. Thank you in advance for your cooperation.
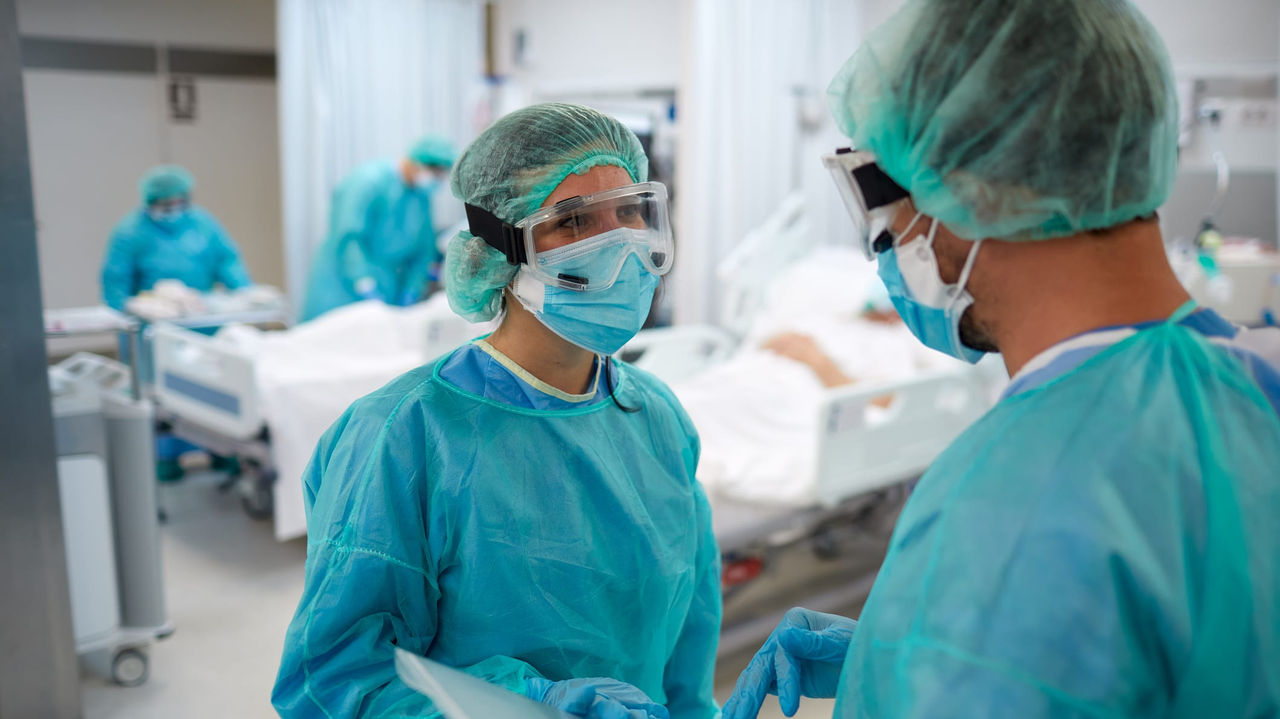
[944,236,985,353]
[893,211,926,248]
[951,237,984,304]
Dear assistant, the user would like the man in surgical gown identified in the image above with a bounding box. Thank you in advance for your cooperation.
[724,1,1280,717]
[300,135,456,321]
[101,164,251,311]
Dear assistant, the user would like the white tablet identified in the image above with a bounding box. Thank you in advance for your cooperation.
[394,648,573,719]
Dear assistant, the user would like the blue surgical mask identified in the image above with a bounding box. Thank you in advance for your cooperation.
[876,215,986,363]
[148,206,188,228]
[512,253,659,355]
[415,170,442,195]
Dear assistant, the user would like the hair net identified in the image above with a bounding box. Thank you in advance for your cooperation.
[408,135,457,169]
[442,232,517,322]
[443,102,649,321]
[828,0,1179,241]
[139,165,195,205]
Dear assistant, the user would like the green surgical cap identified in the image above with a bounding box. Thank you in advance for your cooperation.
[139,165,195,204]
[408,135,457,169]
[443,103,648,321]
[828,0,1179,241]
[451,102,648,224]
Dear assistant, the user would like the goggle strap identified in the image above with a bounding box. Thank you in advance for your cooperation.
[465,203,526,265]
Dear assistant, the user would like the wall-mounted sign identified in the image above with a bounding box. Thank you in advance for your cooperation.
[168,76,196,122]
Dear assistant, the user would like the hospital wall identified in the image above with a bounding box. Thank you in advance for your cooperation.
[488,0,681,98]
[1132,0,1280,247]
[16,0,283,311]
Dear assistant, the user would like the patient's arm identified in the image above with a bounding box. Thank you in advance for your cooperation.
[762,332,896,409]
[762,333,854,388]
[860,308,902,325]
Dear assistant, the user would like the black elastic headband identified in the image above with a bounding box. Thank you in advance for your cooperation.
[464,203,526,265]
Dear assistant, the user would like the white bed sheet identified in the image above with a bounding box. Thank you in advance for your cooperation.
[215,296,492,540]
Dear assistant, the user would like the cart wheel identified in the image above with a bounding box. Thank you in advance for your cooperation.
[241,480,274,520]
[111,648,149,687]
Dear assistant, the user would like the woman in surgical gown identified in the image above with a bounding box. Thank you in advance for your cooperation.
[272,104,720,719]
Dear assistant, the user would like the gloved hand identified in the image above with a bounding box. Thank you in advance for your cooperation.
[721,607,856,719]
[525,676,671,719]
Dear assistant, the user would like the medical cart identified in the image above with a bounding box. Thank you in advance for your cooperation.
[46,310,172,686]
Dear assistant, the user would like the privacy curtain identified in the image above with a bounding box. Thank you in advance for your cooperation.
[675,0,865,325]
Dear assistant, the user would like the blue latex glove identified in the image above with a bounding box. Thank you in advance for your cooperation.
[526,676,671,719]
[722,608,856,719]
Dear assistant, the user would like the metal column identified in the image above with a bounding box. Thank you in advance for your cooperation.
[0,0,83,714]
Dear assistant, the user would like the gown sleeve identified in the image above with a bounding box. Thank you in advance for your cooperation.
[394,209,441,306]
[101,222,139,311]
[272,392,544,718]
[330,177,388,301]
[204,213,252,289]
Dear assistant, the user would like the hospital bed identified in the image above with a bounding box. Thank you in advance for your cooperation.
[151,297,492,533]
[626,330,994,655]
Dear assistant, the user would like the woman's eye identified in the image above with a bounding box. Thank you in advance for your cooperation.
[556,215,591,233]
[616,205,643,225]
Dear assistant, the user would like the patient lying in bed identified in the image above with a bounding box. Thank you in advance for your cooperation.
[669,246,965,506]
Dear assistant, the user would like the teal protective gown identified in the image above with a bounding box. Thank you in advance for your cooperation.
[100,206,251,310]
[835,312,1280,717]
[272,342,722,718]
[301,161,440,321]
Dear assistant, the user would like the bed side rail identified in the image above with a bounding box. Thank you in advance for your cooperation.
[813,367,989,506]
[619,324,738,384]
[151,323,264,441]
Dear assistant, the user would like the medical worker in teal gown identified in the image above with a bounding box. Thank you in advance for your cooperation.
[101,165,252,480]
[273,104,721,719]
[723,1,1280,718]
[301,135,457,321]
[101,165,251,311]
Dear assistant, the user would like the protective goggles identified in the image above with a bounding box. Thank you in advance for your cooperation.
[466,181,673,292]
[822,148,910,259]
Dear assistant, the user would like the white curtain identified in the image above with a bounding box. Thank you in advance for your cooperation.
[674,0,864,325]
[277,0,484,314]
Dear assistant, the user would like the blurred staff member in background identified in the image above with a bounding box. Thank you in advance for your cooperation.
[301,135,456,321]
[101,164,252,312]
